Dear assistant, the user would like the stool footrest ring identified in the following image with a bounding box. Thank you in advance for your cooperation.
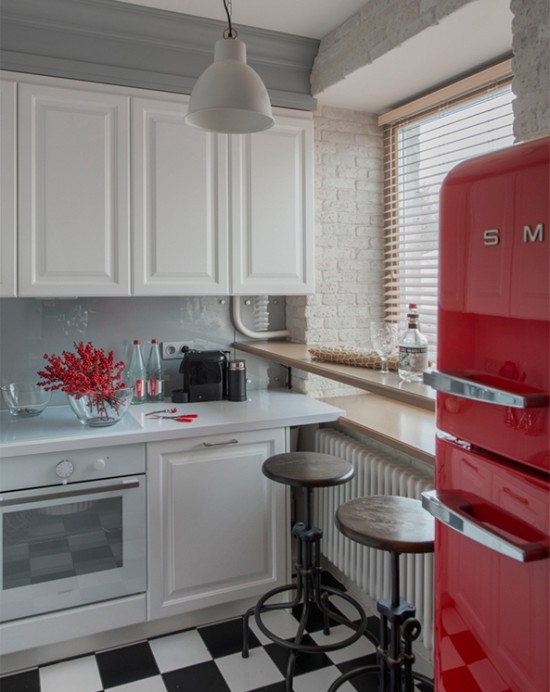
[252,582,371,653]
[328,664,435,692]
[328,663,380,692]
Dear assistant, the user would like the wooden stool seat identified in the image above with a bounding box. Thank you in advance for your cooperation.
[336,495,435,555]
[262,451,354,488]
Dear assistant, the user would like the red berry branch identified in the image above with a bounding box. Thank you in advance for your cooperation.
[37,341,126,403]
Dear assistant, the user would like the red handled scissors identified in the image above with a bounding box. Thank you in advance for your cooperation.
[148,412,199,423]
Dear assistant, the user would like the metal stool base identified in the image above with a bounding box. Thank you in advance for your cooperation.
[327,553,434,692]
[242,506,371,692]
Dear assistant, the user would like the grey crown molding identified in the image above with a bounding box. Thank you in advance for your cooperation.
[0,0,319,110]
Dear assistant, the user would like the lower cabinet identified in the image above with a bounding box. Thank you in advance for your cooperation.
[147,428,288,620]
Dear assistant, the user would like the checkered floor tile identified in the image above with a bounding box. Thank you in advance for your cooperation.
[2,584,433,691]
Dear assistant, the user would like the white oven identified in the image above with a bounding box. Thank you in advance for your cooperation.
[0,444,146,623]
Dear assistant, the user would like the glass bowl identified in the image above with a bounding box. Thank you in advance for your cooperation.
[1,383,52,417]
[67,387,133,427]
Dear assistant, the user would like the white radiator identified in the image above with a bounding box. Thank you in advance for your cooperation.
[314,428,435,650]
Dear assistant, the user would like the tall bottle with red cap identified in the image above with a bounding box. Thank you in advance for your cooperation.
[127,339,146,404]
[146,339,164,402]
[398,304,428,382]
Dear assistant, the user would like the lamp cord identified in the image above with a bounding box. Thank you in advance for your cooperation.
[223,0,234,38]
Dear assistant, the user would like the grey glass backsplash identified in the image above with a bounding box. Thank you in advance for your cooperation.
[0,297,287,407]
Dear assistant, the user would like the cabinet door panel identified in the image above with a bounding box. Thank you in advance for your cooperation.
[0,80,17,297]
[132,97,229,295]
[231,114,314,295]
[18,82,130,296]
[148,429,287,619]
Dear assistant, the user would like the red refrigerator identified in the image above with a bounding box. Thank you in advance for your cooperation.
[423,136,549,692]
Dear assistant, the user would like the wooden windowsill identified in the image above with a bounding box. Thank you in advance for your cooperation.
[321,393,435,465]
[233,341,435,411]
[233,340,436,465]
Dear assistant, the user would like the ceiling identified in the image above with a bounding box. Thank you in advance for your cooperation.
[114,0,513,113]
[113,0,369,39]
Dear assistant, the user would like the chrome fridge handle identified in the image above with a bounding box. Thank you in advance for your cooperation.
[423,369,548,409]
[422,489,547,563]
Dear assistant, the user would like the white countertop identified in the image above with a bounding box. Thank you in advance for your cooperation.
[0,389,344,457]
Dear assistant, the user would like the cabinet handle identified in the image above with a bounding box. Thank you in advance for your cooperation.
[421,489,547,563]
[423,369,548,409]
[202,438,239,447]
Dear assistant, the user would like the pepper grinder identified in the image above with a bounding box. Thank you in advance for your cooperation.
[227,360,247,401]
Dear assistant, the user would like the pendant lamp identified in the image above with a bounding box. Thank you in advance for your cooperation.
[185,0,274,134]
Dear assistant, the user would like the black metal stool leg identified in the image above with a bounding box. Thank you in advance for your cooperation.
[242,519,307,659]
[389,553,401,692]
[377,611,389,692]
[402,617,421,692]
[286,651,296,692]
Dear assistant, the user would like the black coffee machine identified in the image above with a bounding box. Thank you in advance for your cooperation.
[172,348,228,403]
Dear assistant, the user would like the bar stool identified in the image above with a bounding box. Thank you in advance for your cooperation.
[328,495,435,692]
[242,451,370,692]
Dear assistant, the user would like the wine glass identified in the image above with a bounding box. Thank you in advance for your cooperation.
[370,321,399,375]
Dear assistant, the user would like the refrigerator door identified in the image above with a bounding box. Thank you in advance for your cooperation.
[434,137,549,473]
[426,437,549,692]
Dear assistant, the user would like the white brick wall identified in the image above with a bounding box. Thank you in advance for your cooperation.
[286,106,384,396]
[511,0,550,141]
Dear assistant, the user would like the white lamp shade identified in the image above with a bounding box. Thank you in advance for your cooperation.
[185,38,274,134]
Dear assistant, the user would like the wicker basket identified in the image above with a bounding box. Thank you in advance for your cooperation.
[308,345,399,371]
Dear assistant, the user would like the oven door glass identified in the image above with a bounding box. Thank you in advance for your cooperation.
[0,476,146,622]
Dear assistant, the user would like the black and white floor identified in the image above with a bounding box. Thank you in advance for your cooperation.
[1,579,433,692]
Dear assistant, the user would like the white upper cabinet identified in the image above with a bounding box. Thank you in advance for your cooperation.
[230,113,315,295]
[0,79,17,297]
[18,81,131,296]
[7,72,314,297]
[132,96,229,295]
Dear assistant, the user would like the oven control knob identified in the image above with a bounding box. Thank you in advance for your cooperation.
[55,460,74,479]
[93,458,107,471]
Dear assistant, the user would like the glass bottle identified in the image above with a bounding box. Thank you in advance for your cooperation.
[127,339,146,404]
[146,339,164,402]
[398,304,428,382]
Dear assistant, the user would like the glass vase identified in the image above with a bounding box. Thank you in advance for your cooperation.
[67,387,133,427]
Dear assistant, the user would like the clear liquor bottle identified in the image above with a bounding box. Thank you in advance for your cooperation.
[398,304,428,382]
[127,339,146,404]
[146,339,164,402]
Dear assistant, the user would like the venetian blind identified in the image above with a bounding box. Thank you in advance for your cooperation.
[380,62,514,356]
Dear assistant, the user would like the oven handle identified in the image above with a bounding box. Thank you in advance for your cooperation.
[422,489,548,563]
[423,369,548,409]
[0,478,141,507]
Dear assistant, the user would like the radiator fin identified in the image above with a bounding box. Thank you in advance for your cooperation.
[314,428,435,649]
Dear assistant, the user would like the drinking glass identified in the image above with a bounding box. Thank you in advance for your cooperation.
[370,321,399,374]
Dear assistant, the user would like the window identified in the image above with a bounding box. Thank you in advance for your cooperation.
[380,61,514,355]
